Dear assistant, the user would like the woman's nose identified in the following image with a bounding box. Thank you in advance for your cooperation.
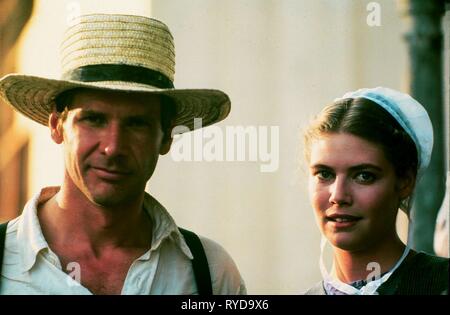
[329,177,352,206]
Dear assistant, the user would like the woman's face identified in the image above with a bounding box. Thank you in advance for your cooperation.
[307,132,412,251]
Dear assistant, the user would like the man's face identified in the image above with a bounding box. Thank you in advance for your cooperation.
[52,89,171,208]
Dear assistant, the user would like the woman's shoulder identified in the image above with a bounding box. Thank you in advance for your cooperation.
[408,252,449,272]
[379,252,449,295]
[418,252,449,262]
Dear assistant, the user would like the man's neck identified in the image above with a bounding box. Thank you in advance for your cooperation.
[37,184,152,256]
[332,235,406,284]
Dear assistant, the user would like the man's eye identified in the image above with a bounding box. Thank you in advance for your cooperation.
[81,115,105,126]
[355,172,376,184]
[316,170,334,181]
[127,118,152,129]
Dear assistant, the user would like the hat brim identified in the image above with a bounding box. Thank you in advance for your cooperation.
[0,74,230,133]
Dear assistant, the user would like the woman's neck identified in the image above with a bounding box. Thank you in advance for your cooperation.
[332,235,406,284]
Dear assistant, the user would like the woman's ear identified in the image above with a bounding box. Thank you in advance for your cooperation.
[397,170,416,200]
[49,112,63,144]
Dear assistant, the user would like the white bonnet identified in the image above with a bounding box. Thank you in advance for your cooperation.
[336,87,433,178]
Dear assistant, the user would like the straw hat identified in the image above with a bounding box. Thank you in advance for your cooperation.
[0,14,230,132]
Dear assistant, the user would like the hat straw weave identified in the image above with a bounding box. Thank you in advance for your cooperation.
[0,14,230,132]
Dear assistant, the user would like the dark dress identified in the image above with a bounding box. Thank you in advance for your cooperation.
[305,252,449,295]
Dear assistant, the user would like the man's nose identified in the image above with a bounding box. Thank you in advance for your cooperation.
[101,122,127,157]
[329,177,352,206]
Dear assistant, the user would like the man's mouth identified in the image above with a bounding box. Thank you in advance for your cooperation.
[94,167,129,173]
[91,166,131,180]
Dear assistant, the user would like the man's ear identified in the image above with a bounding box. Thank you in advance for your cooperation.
[397,170,416,200]
[49,112,63,144]
[159,136,173,155]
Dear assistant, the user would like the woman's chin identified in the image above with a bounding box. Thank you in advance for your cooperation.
[327,232,366,251]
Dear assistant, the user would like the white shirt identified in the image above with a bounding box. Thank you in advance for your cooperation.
[0,187,246,295]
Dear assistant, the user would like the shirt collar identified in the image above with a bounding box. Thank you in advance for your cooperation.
[18,186,60,272]
[17,187,193,273]
[142,192,193,259]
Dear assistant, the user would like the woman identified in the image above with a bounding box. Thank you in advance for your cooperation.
[303,87,449,295]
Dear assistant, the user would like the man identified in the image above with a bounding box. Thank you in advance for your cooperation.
[0,14,246,295]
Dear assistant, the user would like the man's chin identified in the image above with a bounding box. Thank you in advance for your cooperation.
[89,190,138,208]
[83,181,146,208]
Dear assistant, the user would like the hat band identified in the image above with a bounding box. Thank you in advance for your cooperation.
[62,64,174,89]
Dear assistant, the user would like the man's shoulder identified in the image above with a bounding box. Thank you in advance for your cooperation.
[196,234,247,294]
[198,235,235,269]
[303,281,326,295]
[3,216,21,239]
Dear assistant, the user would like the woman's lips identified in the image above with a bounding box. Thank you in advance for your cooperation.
[326,214,362,228]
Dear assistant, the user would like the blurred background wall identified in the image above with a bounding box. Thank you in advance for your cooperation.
[0,0,448,294]
[0,0,32,222]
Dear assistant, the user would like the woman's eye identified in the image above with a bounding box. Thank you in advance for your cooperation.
[316,170,334,181]
[355,172,376,183]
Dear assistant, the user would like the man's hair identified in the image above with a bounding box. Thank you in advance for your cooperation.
[54,88,176,141]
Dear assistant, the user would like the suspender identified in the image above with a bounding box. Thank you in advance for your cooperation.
[0,221,8,291]
[0,221,212,295]
[179,228,213,295]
